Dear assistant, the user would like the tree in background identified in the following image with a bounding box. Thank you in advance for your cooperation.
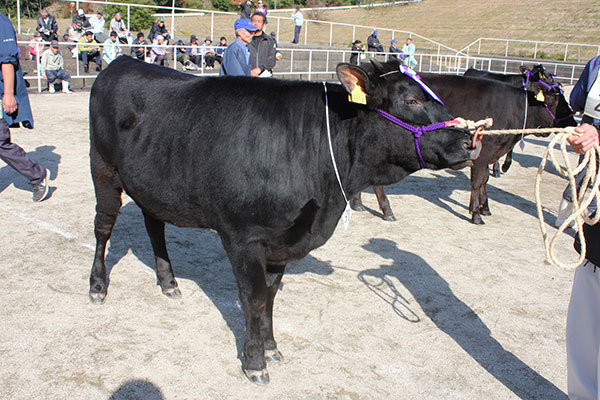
[103,0,157,31]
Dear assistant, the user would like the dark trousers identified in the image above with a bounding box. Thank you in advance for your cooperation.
[293,25,301,43]
[79,51,101,67]
[0,119,44,184]
[40,32,58,42]
[46,69,71,83]
[203,54,216,67]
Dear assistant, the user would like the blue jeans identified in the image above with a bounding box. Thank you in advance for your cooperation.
[46,69,70,83]
[293,25,301,43]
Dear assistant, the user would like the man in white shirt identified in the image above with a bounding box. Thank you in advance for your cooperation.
[89,10,107,43]
[110,12,132,44]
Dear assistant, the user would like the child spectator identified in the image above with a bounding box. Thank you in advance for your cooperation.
[102,31,122,65]
[28,32,43,61]
[149,35,168,66]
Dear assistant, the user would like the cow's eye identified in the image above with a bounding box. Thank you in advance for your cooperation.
[404,98,419,106]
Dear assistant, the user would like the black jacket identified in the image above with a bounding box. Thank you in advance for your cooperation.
[240,2,252,19]
[248,32,276,73]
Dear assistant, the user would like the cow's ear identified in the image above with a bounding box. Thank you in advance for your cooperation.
[530,82,546,102]
[519,65,529,74]
[336,63,372,95]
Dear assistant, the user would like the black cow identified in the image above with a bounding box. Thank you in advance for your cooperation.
[464,66,575,176]
[88,57,480,384]
[351,65,570,224]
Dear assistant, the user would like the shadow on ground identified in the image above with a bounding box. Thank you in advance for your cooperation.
[358,237,567,400]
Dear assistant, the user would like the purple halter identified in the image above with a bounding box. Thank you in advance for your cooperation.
[375,109,460,169]
[523,69,573,124]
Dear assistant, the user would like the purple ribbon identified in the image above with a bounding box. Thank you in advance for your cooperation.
[375,109,459,169]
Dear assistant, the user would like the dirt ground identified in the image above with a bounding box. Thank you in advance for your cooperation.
[0,90,582,400]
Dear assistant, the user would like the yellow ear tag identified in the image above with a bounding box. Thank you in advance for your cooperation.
[348,84,367,105]
[535,91,545,102]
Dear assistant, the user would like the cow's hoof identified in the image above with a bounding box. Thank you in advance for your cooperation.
[479,209,491,216]
[265,348,284,363]
[89,292,106,304]
[491,170,501,178]
[162,286,182,299]
[243,368,270,385]
[471,214,485,225]
[383,214,396,222]
[351,204,366,212]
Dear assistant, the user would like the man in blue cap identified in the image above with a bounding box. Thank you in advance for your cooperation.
[367,30,383,53]
[0,12,50,202]
[219,18,258,76]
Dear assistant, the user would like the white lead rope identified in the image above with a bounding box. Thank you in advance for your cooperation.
[323,82,352,228]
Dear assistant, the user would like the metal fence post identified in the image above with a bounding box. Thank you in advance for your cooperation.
[304,22,307,45]
[329,23,332,47]
[534,42,537,59]
[505,40,508,57]
[564,44,568,62]
[211,12,214,44]
[308,50,312,80]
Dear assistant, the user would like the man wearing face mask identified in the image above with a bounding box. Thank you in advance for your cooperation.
[248,11,276,78]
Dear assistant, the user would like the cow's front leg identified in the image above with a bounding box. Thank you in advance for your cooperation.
[469,164,485,225]
[373,185,396,221]
[350,191,366,212]
[479,171,491,216]
[142,210,181,298]
[262,264,285,363]
[225,241,269,385]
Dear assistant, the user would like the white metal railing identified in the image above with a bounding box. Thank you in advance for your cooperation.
[461,38,600,63]
[20,41,586,92]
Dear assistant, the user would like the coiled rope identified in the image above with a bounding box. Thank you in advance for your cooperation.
[453,118,600,270]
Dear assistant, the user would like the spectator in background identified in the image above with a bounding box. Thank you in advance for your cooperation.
[220,18,258,76]
[110,12,132,44]
[291,6,303,44]
[174,38,196,70]
[149,34,168,66]
[215,36,227,65]
[28,32,43,61]
[255,0,267,17]
[102,31,122,65]
[64,21,84,58]
[201,37,216,70]
[40,40,72,93]
[131,32,148,61]
[249,11,276,77]
[270,31,282,61]
[389,39,402,60]
[36,9,58,42]
[349,39,363,65]
[78,30,101,73]
[72,8,91,29]
[0,12,50,202]
[240,0,253,19]
[367,30,384,53]
[89,10,107,43]
[148,18,170,44]
[401,37,417,69]
[187,34,202,67]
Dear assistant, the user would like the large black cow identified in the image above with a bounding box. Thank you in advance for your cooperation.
[351,64,572,224]
[464,66,575,176]
[88,57,480,384]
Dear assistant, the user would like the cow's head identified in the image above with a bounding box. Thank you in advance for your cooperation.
[336,60,480,171]
[521,65,575,128]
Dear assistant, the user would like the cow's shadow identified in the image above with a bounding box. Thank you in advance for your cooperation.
[359,238,567,400]
[104,202,335,358]
[0,145,61,197]
[373,169,557,223]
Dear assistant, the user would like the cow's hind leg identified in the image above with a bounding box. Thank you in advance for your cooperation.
[262,264,285,363]
[142,210,181,298]
[373,185,396,221]
[223,239,270,385]
[89,149,123,304]
[479,172,491,216]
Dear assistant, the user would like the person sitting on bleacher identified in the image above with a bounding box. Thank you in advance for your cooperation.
[64,21,84,58]
[40,40,72,93]
[102,31,122,65]
[131,32,148,61]
[78,30,102,73]
[89,10,107,43]
[28,32,43,61]
[149,35,168,66]
[36,9,58,42]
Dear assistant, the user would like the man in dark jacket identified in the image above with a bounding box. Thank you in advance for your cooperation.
[0,13,50,202]
[240,0,253,19]
[349,39,363,65]
[36,9,58,42]
[367,30,383,53]
[148,18,170,43]
[248,11,276,77]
